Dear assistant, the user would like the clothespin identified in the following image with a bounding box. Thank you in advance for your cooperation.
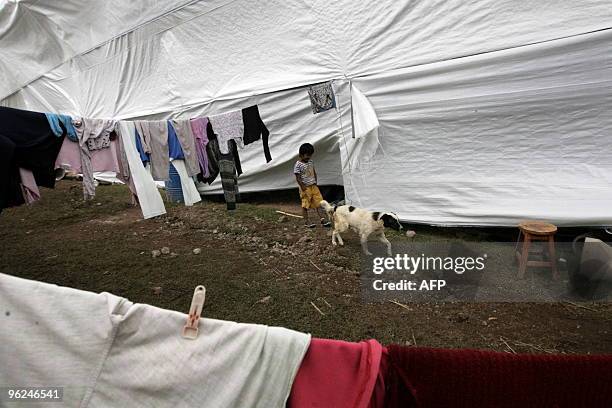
[182,285,206,340]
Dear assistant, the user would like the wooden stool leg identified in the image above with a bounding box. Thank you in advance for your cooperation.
[548,235,559,280]
[514,230,522,253]
[518,233,531,279]
[514,230,522,265]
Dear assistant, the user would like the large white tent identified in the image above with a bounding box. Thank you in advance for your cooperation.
[1,0,611,226]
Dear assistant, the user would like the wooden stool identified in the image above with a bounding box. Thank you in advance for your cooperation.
[515,221,559,280]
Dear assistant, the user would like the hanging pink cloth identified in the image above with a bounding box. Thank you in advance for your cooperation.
[18,168,41,204]
[288,338,384,408]
[54,136,120,175]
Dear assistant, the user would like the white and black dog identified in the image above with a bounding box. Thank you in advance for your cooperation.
[320,200,403,256]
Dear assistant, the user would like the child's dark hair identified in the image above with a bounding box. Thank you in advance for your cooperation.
[299,143,314,156]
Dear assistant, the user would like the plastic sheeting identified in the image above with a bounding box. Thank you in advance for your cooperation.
[1,0,611,226]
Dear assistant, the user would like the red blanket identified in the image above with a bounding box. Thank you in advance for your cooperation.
[385,345,612,407]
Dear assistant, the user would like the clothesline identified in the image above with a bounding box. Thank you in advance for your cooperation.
[1,105,272,218]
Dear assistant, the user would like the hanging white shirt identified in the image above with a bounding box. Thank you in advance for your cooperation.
[116,121,167,219]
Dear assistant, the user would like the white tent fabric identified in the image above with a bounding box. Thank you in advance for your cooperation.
[1,0,611,226]
[344,84,380,171]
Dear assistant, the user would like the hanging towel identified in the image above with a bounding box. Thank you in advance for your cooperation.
[190,117,210,178]
[138,120,170,181]
[384,345,612,408]
[45,113,78,141]
[171,159,201,206]
[208,110,244,154]
[72,117,116,199]
[308,81,336,114]
[171,119,200,177]
[116,121,166,219]
[0,273,310,408]
[242,105,272,163]
[0,107,63,211]
[288,339,384,408]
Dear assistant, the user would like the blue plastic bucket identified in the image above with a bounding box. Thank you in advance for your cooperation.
[164,162,184,203]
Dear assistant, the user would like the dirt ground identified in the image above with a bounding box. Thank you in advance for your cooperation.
[1,181,611,354]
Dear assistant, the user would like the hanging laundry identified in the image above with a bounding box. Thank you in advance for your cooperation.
[0,107,64,211]
[242,105,272,163]
[219,139,241,210]
[171,119,200,177]
[202,133,220,184]
[45,113,78,141]
[72,117,116,199]
[55,134,122,188]
[308,81,336,114]
[115,121,166,219]
[231,139,243,176]
[18,168,41,204]
[201,124,242,185]
[167,121,185,160]
[171,159,201,206]
[114,131,138,202]
[384,345,612,407]
[190,117,210,178]
[136,120,169,181]
[0,273,310,408]
[208,110,244,154]
[134,127,150,164]
[288,338,384,408]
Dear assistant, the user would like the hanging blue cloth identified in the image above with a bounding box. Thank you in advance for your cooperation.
[45,113,78,141]
[167,121,185,160]
[134,128,150,163]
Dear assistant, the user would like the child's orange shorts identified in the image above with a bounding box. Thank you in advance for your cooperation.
[299,185,323,209]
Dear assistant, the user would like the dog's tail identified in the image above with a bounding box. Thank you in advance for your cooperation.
[319,200,333,213]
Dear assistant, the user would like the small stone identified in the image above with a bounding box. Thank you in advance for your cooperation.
[277,216,287,223]
[96,202,102,206]
[170,252,179,258]
[256,296,272,304]
[152,286,162,295]
[161,247,171,255]
[213,229,218,234]
[406,230,416,238]
[151,250,162,258]
[193,248,202,255]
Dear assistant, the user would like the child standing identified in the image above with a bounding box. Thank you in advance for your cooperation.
[294,143,331,228]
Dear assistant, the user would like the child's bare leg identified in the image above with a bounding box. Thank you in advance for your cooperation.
[302,207,309,225]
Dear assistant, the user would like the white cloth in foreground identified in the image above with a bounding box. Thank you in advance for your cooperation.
[0,273,311,407]
[116,121,167,219]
